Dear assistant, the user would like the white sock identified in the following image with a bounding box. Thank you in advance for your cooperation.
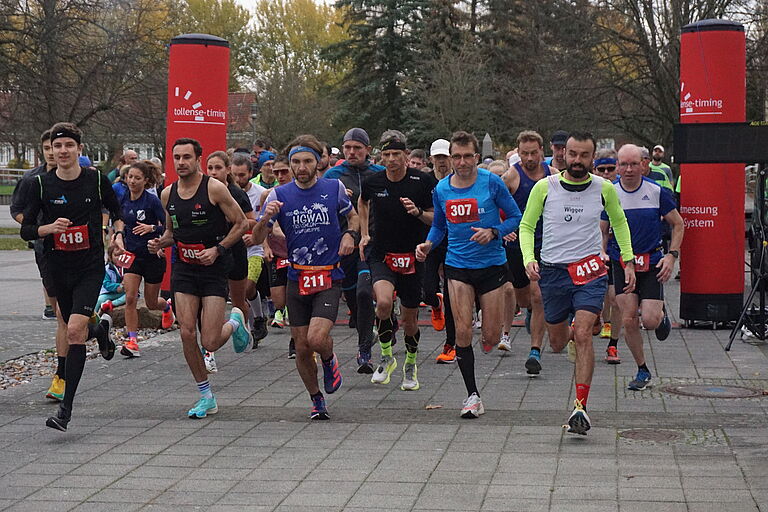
[248,293,263,318]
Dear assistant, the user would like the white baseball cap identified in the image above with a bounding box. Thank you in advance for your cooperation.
[430,139,450,157]
[653,144,665,152]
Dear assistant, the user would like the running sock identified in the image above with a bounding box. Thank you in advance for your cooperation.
[376,316,393,356]
[529,347,541,358]
[227,318,240,332]
[310,391,323,401]
[638,363,650,373]
[404,330,420,364]
[608,337,619,348]
[356,270,375,352]
[455,345,478,396]
[56,356,66,379]
[128,331,137,340]
[163,301,171,312]
[248,294,263,318]
[61,344,86,417]
[575,383,591,407]
[197,379,213,399]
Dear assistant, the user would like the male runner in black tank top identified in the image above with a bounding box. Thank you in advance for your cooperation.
[20,122,121,431]
[148,138,250,419]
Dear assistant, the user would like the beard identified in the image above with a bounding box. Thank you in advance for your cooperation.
[567,164,590,180]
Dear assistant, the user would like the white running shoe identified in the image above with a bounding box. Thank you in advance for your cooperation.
[371,355,397,385]
[566,340,577,363]
[204,350,217,373]
[461,392,485,419]
[497,334,512,352]
[400,362,419,391]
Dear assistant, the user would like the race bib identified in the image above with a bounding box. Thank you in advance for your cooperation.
[298,269,332,296]
[633,253,650,272]
[114,250,136,269]
[567,254,608,285]
[276,258,289,269]
[445,198,479,223]
[384,252,416,274]
[177,242,205,265]
[54,225,90,251]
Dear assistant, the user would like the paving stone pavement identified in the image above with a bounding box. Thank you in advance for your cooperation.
[1,252,768,510]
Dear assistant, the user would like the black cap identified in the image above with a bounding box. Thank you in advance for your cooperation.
[550,130,569,146]
[343,128,370,146]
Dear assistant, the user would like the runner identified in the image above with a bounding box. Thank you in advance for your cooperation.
[358,130,436,390]
[416,131,522,418]
[253,135,359,420]
[545,130,568,170]
[423,138,456,363]
[148,138,251,419]
[602,144,683,390]
[520,131,635,435]
[20,122,119,431]
[324,128,384,373]
[117,160,174,357]
[499,131,556,377]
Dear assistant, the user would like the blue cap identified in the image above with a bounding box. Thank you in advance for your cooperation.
[79,156,92,167]
[256,150,276,171]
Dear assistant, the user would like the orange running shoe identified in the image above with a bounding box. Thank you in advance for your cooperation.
[431,293,445,331]
[599,322,612,339]
[161,298,175,329]
[121,338,140,357]
[435,344,456,364]
[604,346,620,364]
[592,315,602,336]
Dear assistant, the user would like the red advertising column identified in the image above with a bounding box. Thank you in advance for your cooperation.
[163,34,230,291]
[679,19,745,323]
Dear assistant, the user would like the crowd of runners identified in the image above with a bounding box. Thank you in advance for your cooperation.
[11,123,683,436]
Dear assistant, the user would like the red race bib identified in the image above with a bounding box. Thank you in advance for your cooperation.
[114,250,136,269]
[298,269,332,296]
[633,253,650,272]
[445,198,479,223]
[567,254,608,285]
[53,225,90,251]
[384,252,416,274]
[177,242,205,264]
[276,258,289,269]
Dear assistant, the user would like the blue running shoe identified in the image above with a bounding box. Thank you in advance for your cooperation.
[229,307,252,353]
[310,394,329,420]
[525,349,542,376]
[188,396,218,418]
[356,350,373,374]
[322,353,343,394]
[628,369,652,390]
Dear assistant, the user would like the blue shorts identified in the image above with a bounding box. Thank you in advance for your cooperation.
[538,264,607,324]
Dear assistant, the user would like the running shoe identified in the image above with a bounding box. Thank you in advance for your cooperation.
[436,344,456,364]
[599,322,612,339]
[271,309,285,328]
[100,300,113,315]
[525,349,542,376]
[120,338,140,358]
[161,299,175,329]
[251,316,268,344]
[627,368,652,390]
[371,355,397,384]
[288,338,296,359]
[95,314,115,360]
[566,399,591,435]
[43,305,56,320]
[461,392,484,419]
[310,394,330,420]
[401,362,419,391]
[431,293,445,331]
[188,396,218,418]
[321,353,342,394]
[566,339,577,363]
[203,350,217,373]
[655,313,671,341]
[592,316,603,336]
[524,308,532,334]
[604,346,620,364]
[46,406,70,432]
[393,294,401,317]
[497,333,512,352]
[481,336,495,354]
[356,350,374,374]
[229,307,252,353]
[473,310,482,329]
[45,375,65,401]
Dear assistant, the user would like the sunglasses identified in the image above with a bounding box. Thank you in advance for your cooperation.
[273,168,291,175]
[596,166,616,173]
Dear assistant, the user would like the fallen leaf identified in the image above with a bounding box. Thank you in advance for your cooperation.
[425,404,443,410]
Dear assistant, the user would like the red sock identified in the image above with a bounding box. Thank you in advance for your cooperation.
[575,383,591,407]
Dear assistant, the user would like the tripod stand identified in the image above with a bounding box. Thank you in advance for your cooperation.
[726,164,768,350]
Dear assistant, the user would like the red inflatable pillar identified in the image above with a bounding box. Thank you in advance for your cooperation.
[162,34,230,292]
[679,19,745,323]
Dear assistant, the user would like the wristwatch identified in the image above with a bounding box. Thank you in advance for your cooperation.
[668,250,679,258]
[490,228,499,239]
[216,243,227,256]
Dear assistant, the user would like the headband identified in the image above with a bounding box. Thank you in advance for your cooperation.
[381,140,407,151]
[50,128,81,145]
[288,145,321,162]
[594,158,617,166]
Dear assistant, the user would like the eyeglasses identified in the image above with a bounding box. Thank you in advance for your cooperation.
[451,153,477,162]
[617,162,642,168]
[596,166,616,173]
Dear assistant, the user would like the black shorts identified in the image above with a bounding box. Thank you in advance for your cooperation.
[369,257,424,309]
[125,254,166,284]
[51,264,104,322]
[505,241,540,289]
[228,242,248,281]
[172,257,231,298]
[445,264,507,296]
[34,246,56,297]
[269,259,288,288]
[612,262,664,300]
[286,279,342,327]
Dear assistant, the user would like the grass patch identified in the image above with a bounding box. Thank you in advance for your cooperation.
[0,185,15,195]
[0,227,19,235]
[0,238,29,250]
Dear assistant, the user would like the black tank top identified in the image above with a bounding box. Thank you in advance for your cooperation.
[167,174,228,247]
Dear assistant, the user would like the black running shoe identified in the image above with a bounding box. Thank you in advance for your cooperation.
[46,407,70,432]
[655,313,671,341]
[252,317,268,343]
[288,338,296,359]
[96,314,115,360]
